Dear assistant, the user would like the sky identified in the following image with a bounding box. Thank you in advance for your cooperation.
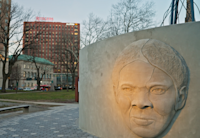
[12,0,200,27]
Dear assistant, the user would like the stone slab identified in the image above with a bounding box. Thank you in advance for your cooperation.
[79,22,200,138]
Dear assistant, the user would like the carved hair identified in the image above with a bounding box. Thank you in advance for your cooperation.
[112,39,189,94]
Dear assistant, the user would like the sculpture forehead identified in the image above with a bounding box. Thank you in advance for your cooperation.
[119,61,174,88]
[119,61,154,87]
[147,68,174,87]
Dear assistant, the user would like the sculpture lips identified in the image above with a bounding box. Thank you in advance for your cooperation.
[133,117,154,126]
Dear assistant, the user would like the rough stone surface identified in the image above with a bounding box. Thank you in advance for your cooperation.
[111,39,189,138]
[79,22,200,138]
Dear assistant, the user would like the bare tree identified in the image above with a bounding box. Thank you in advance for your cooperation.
[107,0,155,37]
[54,53,69,91]
[81,13,109,48]
[66,51,78,91]
[27,47,48,91]
[55,31,79,91]
[10,64,23,93]
[81,0,155,47]
[0,1,42,92]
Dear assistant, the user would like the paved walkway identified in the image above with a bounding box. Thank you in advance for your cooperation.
[0,99,74,106]
[0,102,98,138]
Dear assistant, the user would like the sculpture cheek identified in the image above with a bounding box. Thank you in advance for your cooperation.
[117,93,131,113]
[150,94,175,116]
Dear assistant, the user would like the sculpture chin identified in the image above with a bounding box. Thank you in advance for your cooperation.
[131,128,158,138]
[128,113,175,138]
[129,118,159,138]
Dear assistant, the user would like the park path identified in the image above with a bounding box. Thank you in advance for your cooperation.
[0,102,98,138]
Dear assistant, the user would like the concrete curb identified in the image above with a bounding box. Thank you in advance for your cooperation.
[0,99,78,106]
[0,91,42,95]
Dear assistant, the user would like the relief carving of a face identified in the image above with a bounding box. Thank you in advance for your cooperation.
[112,39,189,138]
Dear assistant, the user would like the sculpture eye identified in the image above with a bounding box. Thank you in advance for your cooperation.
[150,88,166,95]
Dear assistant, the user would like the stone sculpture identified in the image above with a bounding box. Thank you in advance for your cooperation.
[112,39,190,138]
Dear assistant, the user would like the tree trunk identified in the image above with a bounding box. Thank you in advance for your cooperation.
[1,62,8,93]
[15,80,18,93]
[72,73,75,91]
[66,74,69,92]
[1,77,7,93]
[36,68,41,91]
[37,79,40,91]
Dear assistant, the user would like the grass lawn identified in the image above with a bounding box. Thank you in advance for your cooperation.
[0,90,75,102]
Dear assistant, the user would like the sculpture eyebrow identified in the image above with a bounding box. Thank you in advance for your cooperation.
[120,83,135,88]
[120,84,149,89]
[146,81,170,90]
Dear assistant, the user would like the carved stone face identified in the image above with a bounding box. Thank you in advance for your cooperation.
[116,60,177,138]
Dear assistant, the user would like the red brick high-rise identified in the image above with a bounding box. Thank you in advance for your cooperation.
[23,21,80,74]
[0,0,11,54]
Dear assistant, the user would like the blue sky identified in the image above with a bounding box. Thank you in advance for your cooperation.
[13,0,200,27]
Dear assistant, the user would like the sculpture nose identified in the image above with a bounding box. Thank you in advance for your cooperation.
[131,90,153,109]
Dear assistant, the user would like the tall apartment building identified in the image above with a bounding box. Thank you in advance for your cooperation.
[0,0,11,29]
[23,21,80,74]
[0,0,11,88]
[0,0,11,53]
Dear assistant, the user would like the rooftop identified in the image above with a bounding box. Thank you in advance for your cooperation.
[9,54,54,66]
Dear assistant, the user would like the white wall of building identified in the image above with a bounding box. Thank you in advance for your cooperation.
[10,60,54,88]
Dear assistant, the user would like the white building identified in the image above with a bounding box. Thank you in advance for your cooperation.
[9,54,54,88]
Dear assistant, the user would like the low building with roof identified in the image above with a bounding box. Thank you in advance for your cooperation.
[9,54,54,89]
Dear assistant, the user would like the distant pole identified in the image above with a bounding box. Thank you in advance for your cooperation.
[174,0,179,24]
[171,0,175,24]
[185,0,195,22]
[190,0,195,21]
[75,77,79,102]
